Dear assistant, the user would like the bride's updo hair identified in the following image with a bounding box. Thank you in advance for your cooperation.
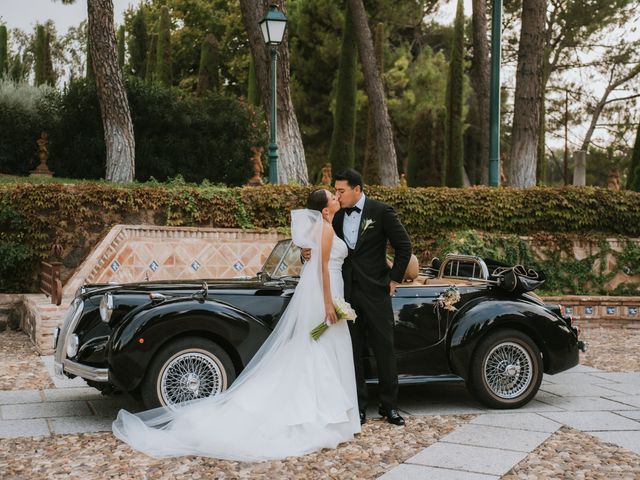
[307,189,329,212]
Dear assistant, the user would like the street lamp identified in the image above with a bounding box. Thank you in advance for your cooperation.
[259,4,288,184]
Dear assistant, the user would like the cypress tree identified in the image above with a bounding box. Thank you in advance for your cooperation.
[10,54,25,82]
[627,121,640,191]
[407,108,434,187]
[247,55,260,106]
[434,108,447,185]
[196,33,219,96]
[445,0,465,187]
[362,22,384,185]
[0,26,7,80]
[328,2,358,175]
[155,6,172,86]
[117,25,125,70]
[145,33,157,83]
[43,31,56,86]
[34,25,46,86]
[128,7,148,77]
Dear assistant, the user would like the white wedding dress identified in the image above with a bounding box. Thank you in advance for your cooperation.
[112,209,360,460]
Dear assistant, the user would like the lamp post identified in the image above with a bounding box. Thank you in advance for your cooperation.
[259,4,288,184]
[488,0,502,186]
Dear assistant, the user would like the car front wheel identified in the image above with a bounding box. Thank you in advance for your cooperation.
[469,329,543,409]
[141,337,236,410]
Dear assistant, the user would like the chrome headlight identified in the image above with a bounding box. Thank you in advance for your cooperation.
[99,293,114,323]
[66,334,79,358]
[74,285,87,299]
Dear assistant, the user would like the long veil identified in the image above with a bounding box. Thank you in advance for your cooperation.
[112,209,336,459]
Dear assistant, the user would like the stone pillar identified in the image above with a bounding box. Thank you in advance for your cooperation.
[572,150,586,186]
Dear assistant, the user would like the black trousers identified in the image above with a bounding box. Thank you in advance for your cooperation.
[347,283,398,411]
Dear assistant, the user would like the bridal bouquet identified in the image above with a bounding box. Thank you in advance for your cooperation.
[310,297,357,340]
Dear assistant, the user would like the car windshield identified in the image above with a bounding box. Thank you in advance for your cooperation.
[261,240,302,278]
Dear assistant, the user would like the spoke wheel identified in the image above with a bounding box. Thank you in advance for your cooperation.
[159,349,226,408]
[141,338,236,410]
[469,329,542,409]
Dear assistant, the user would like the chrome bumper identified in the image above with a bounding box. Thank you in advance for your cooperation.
[57,359,109,383]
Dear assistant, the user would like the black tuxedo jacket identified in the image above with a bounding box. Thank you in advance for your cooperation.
[333,197,412,300]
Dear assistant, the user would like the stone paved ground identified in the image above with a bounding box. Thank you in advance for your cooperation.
[0,325,638,479]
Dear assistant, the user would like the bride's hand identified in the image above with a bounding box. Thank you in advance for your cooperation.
[325,302,338,324]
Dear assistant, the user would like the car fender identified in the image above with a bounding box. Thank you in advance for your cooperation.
[446,296,576,379]
[108,298,271,391]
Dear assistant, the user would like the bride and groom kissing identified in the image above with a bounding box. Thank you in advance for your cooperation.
[113,168,413,461]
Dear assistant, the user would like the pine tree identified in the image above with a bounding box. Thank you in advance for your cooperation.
[247,55,260,106]
[155,6,172,87]
[34,25,46,86]
[0,26,7,80]
[328,2,358,175]
[86,33,94,81]
[145,33,157,83]
[627,121,640,191]
[444,0,465,187]
[117,25,125,70]
[196,33,219,96]
[362,22,384,185]
[128,7,147,77]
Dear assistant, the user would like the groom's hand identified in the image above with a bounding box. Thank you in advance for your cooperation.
[389,280,400,296]
[301,248,312,261]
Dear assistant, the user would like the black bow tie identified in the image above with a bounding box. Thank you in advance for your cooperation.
[344,206,361,216]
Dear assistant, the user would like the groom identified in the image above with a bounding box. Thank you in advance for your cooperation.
[333,169,412,426]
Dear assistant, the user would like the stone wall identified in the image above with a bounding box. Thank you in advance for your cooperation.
[542,295,640,329]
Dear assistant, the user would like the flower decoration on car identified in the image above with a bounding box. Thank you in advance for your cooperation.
[435,285,461,312]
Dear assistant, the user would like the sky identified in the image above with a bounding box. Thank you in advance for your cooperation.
[0,0,136,31]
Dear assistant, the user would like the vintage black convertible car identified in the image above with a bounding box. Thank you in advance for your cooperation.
[54,239,585,410]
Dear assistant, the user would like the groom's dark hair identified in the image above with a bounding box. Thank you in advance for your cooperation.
[307,189,329,212]
[334,169,364,190]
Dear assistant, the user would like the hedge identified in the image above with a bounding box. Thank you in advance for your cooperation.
[1,182,639,293]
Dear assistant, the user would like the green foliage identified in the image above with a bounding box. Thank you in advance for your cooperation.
[155,6,173,87]
[0,26,7,80]
[117,25,125,70]
[34,25,46,86]
[0,80,59,175]
[0,205,32,292]
[43,31,56,86]
[1,182,639,293]
[328,2,357,175]
[45,77,267,185]
[444,0,465,188]
[127,6,148,77]
[627,121,640,191]
[196,33,219,96]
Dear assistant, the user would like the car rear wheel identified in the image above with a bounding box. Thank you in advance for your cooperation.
[469,329,543,409]
[141,337,236,410]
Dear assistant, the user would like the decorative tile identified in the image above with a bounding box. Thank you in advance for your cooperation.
[149,260,159,272]
[110,260,120,272]
[629,307,638,316]
[233,261,245,271]
[564,306,573,315]
[191,260,201,271]
[606,306,616,315]
[584,306,593,315]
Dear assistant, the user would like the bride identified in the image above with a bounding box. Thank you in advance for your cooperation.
[112,189,361,460]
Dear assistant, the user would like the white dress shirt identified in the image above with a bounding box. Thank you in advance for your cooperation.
[342,193,366,249]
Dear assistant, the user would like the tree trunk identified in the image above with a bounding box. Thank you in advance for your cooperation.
[88,0,135,183]
[470,0,490,185]
[348,0,399,186]
[362,22,383,185]
[508,0,547,188]
[239,0,308,184]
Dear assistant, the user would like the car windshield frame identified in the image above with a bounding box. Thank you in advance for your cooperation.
[260,239,302,279]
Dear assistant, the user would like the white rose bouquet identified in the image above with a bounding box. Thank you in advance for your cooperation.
[310,297,357,341]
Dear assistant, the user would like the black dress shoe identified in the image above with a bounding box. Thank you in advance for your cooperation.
[378,406,405,426]
[359,410,367,425]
